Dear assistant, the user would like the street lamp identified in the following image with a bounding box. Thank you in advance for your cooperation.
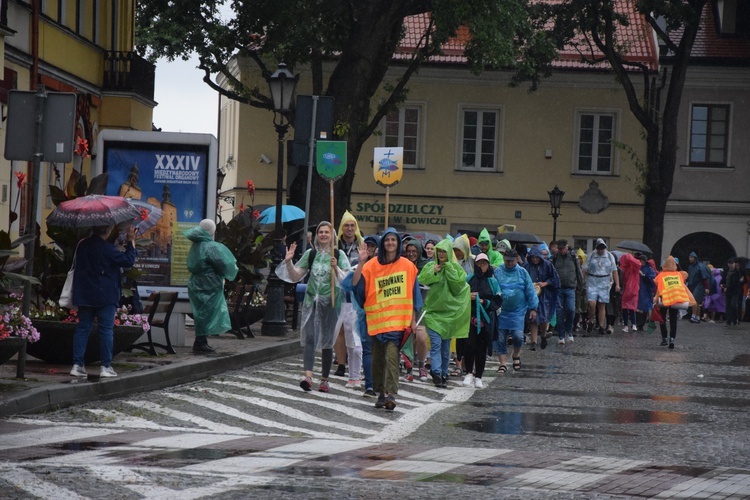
[548,185,565,243]
[261,62,299,336]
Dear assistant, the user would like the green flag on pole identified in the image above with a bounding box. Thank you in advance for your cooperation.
[316,141,347,180]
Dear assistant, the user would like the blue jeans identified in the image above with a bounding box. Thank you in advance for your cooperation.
[357,311,373,390]
[492,329,524,355]
[73,305,116,367]
[556,288,576,338]
[427,328,451,377]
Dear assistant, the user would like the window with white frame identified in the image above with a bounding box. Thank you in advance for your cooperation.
[575,112,616,174]
[384,105,422,168]
[459,108,500,171]
[689,104,729,166]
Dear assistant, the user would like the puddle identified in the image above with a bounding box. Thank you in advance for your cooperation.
[518,389,747,408]
[453,407,704,436]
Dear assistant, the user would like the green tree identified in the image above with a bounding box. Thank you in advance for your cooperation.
[546,0,708,262]
[136,0,558,225]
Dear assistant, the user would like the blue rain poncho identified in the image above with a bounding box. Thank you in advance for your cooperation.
[275,222,351,350]
[418,238,471,340]
[494,262,539,331]
[185,226,239,336]
[523,246,560,323]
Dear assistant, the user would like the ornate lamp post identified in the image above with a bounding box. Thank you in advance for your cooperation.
[261,63,299,336]
[548,185,565,243]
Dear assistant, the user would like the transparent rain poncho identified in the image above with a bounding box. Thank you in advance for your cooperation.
[185,226,239,336]
[275,222,351,350]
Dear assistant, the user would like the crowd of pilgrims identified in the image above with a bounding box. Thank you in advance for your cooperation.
[275,211,749,411]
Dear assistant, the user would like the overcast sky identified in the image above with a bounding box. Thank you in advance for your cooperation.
[152,55,219,136]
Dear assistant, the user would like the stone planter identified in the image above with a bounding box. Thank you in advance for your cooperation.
[26,320,144,365]
[0,337,26,366]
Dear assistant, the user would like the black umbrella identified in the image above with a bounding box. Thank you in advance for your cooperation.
[500,231,542,244]
[616,240,653,255]
[409,231,443,244]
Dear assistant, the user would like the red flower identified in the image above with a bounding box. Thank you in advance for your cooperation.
[246,180,255,195]
[15,172,26,189]
[252,209,261,220]
[238,203,245,212]
[74,136,90,158]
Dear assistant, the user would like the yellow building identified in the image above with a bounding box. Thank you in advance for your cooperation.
[0,0,155,239]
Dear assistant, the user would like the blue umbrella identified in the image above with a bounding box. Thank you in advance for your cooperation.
[258,205,305,224]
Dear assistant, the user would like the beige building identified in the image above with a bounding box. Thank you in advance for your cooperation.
[220,14,655,254]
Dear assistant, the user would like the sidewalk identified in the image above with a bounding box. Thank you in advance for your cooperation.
[0,324,301,418]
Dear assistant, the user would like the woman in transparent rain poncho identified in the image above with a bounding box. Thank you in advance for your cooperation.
[276,221,350,392]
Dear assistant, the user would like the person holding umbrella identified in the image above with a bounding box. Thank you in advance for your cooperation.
[70,225,138,378]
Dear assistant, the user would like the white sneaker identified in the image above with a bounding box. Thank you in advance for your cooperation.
[99,366,118,378]
[474,378,484,389]
[566,335,574,343]
[70,364,87,377]
[462,373,475,387]
[345,379,361,389]
[632,325,638,331]
[622,326,629,333]
[558,338,565,345]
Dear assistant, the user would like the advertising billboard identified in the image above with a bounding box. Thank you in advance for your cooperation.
[95,130,218,298]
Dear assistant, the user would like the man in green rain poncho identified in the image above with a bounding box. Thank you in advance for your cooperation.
[185,219,239,353]
[475,228,503,268]
[418,238,471,387]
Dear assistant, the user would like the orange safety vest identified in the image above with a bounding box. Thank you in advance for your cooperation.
[655,271,689,307]
[361,257,417,336]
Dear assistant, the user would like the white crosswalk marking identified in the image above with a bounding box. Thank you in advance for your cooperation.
[5,466,89,499]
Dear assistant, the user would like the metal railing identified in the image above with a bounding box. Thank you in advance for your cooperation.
[103,51,155,101]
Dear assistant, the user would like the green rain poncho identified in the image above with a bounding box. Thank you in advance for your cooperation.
[478,228,503,268]
[184,226,239,336]
[418,238,471,340]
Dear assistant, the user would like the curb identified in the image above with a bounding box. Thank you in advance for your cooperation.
[0,339,302,418]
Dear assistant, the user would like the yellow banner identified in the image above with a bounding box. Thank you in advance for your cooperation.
[373,147,403,187]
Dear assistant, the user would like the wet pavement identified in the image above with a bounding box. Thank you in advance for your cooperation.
[1,319,749,498]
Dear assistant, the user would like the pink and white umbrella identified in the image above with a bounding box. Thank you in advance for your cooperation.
[47,195,141,228]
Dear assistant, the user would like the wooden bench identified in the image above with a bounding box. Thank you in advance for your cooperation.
[126,291,179,355]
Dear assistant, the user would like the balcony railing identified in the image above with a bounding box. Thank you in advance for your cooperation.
[103,51,155,101]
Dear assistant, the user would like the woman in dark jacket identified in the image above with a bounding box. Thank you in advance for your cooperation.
[463,253,502,388]
[70,225,137,378]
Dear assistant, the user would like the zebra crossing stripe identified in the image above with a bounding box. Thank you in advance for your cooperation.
[165,392,354,440]
[5,466,88,499]
[123,400,255,435]
[190,387,379,436]
[0,426,123,450]
[211,380,394,423]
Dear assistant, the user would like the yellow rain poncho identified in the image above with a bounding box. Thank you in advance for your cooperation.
[418,238,471,340]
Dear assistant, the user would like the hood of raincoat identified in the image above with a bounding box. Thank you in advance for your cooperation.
[662,256,678,271]
[595,238,607,249]
[434,238,457,265]
[377,227,402,264]
[184,225,214,243]
[313,221,337,252]
[577,248,587,265]
[528,245,544,260]
[405,237,430,270]
[452,234,471,261]
[477,228,493,247]
[338,210,363,246]
[539,243,550,259]
[689,251,698,260]
[364,234,380,247]
[495,238,511,253]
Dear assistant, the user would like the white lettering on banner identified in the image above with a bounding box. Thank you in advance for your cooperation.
[154,154,202,171]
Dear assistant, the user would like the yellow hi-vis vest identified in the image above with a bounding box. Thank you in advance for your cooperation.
[655,271,689,307]
[361,257,417,336]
